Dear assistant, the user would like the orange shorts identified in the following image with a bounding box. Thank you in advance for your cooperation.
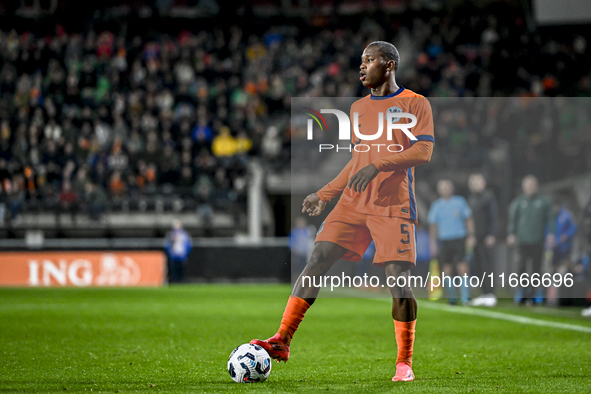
[315,202,416,266]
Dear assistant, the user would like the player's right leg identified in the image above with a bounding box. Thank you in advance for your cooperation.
[250,241,347,362]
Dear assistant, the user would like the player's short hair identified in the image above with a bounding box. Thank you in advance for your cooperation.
[367,41,400,72]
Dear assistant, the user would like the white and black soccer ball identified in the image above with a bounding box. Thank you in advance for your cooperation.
[227,343,272,383]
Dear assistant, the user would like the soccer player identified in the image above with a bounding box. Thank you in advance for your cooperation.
[251,41,434,382]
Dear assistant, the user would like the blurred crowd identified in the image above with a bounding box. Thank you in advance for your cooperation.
[1,2,591,224]
[0,27,263,223]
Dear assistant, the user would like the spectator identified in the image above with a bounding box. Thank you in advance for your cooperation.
[106,139,129,172]
[94,119,112,149]
[192,118,214,145]
[85,182,107,221]
[57,180,78,223]
[177,166,194,189]
[428,180,476,305]
[236,131,253,155]
[109,171,126,198]
[6,177,25,222]
[261,126,281,162]
[507,175,555,305]
[467,173,499,305]
[73,167,88,197]
[164,219,193,283]
[212,126,238,158]
[44,119,62,141]
[194,174,214,230]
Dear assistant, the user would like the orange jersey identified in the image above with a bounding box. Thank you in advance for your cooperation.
[317,87,434,220]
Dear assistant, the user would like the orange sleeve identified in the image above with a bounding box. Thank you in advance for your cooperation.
[411,96,434,140]
[373,97,434,172]
[372,140,433,172]
[317,158,353,202]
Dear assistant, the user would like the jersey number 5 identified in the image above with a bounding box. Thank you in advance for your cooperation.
[400,224,411,245]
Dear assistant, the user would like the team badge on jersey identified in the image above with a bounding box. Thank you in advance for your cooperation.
[385,106,402,122]
[317,222,325,235]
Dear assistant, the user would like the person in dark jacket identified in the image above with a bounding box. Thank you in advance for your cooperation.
[507,175,555,305]
[85,182,107,221]
[468,173,498,302]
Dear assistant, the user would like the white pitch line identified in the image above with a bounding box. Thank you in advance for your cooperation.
[419,301,591,334]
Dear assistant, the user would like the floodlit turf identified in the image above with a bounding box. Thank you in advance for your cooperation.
[1,285,590,393]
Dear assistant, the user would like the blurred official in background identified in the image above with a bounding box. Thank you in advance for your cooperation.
[428,180,475,305]
[164,219,193,283]
[468,173,498,305]
[507,175,555,305]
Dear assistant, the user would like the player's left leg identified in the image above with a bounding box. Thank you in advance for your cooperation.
[250,241,348,362]
[367,216,418,381]
[385,261,417,382]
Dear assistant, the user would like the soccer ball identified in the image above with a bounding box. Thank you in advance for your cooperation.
[227,343,272,383]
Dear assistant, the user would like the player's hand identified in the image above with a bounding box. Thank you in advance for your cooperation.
[506,234,516,247]
[484,235,496,247]
[466,235,476,249]
[348,164,379,193]
[302,193,326,216]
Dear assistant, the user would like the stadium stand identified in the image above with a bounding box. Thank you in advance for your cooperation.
[0,0,590,239]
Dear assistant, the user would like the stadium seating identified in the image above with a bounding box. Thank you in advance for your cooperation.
[1,1,590,236]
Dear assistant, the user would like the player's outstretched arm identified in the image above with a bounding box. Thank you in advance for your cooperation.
[304,158,355,216]
[302,193,326,216]
[316,158,354,203]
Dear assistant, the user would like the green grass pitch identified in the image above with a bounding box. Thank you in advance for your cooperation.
[1,285,590,393]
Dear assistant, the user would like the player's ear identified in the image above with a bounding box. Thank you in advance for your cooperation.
[386,59,396,72]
